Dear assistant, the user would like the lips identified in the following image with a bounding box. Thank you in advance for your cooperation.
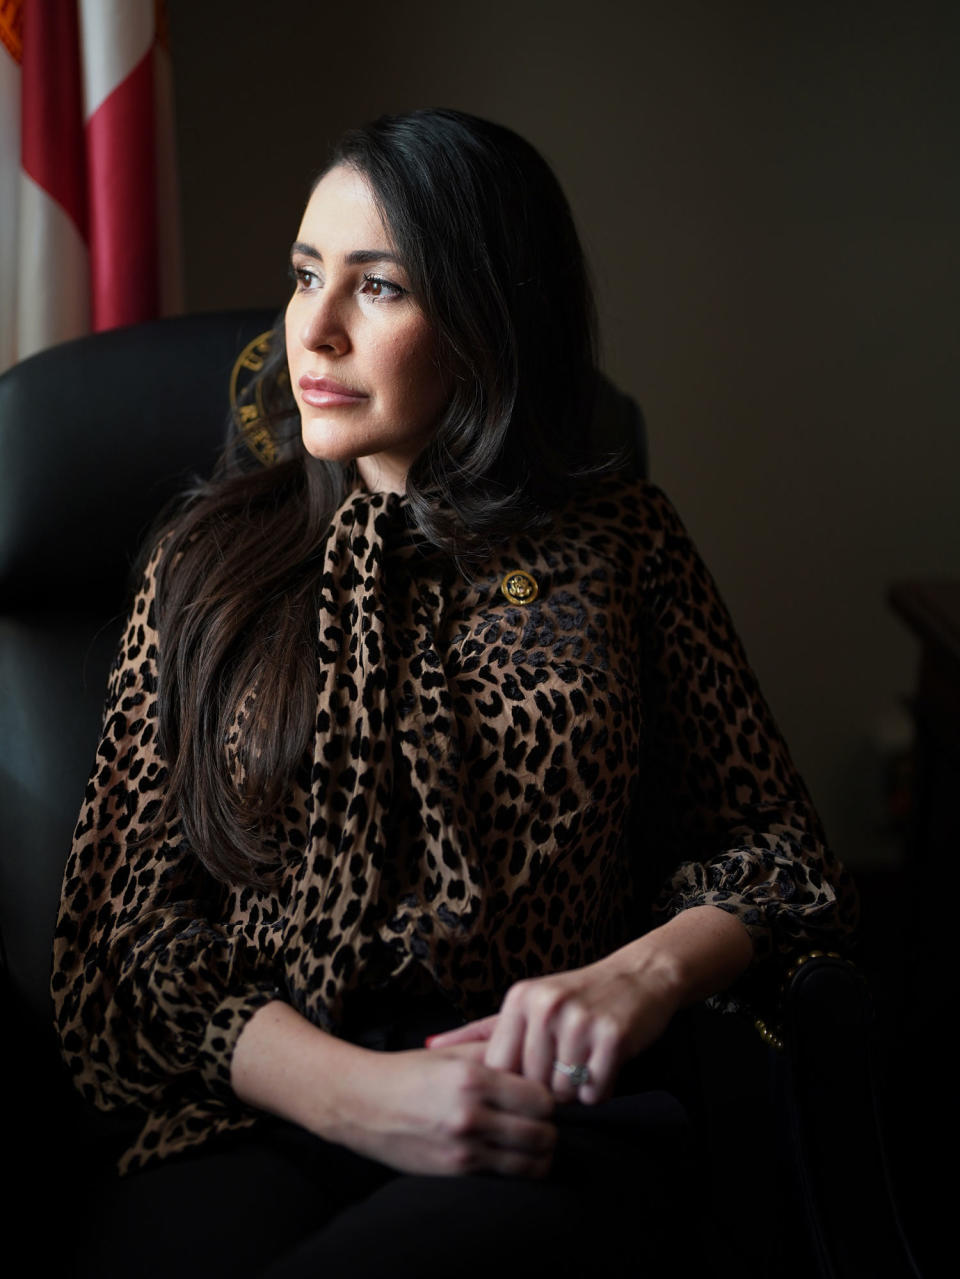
[298,374,368,408]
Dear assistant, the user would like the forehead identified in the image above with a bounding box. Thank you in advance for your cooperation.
[295,165,393,253]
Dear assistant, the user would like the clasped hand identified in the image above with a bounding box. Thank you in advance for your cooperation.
[236,907,742,1180]
[331,1040,557,1179]
[339,952,678,1178]
[332,951,678,1180]
[426,948,682,1106]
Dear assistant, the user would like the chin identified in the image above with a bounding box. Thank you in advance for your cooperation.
[299,418,365,463]
[301,439,357,463]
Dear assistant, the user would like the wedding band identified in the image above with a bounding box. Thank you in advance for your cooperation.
[553,1060,591,1086]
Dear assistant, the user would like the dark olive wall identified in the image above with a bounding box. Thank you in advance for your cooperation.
[167,0,960,866]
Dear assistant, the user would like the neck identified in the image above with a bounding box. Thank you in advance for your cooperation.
[355,454,408,495]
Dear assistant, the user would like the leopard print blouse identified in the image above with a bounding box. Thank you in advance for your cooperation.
[52,477,857,1173]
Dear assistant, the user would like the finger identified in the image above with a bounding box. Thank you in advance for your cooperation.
[479,1111,557,1158]
[557,1016,624,1106]
[550,1014,594,1103]
[437,1041,488,1063]
[520,1007,557,1090]
[425,1015,498,1049]
[482,1066,555,1121]
[481,1117,557,1179]
[483,1001,527,1075]
[466,1106,557,1178]
[577,1022,623,1105]
[443,1084,557,1178]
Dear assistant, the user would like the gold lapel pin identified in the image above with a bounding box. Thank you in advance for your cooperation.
[500,570,539,605]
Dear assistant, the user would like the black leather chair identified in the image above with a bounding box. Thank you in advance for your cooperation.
[0,313,921,1278]
[1,311,277,1265]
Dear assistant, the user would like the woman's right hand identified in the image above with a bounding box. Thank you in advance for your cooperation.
[327,1041,557,1178]
[231,1000,556,1179]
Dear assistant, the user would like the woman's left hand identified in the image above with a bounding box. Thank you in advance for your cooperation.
[427,906,755,1105]
[426,947,683,1106]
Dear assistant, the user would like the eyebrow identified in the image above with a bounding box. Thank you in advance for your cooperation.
[290,241,401,266]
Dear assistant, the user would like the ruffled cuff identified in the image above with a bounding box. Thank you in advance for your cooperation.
[653,844,853,971]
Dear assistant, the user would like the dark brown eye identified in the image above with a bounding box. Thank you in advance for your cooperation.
[361,274,405,301]
[288,264,319,291]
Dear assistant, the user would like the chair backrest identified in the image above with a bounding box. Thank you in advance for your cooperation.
[0,309,277,1039]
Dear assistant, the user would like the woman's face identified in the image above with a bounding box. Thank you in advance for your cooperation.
[285,165,449,493]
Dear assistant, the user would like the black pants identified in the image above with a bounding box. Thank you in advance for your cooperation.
[72,1000,706,1278]
[74,1090,700,1279]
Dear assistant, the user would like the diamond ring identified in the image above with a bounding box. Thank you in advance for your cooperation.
[553,1060,591,1086]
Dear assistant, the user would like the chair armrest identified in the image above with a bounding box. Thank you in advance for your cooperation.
[772,954,923,1279]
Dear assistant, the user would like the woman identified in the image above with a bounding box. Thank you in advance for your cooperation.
[53,109,856,1275]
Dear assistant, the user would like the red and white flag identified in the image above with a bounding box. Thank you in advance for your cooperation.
[0,0,182,374]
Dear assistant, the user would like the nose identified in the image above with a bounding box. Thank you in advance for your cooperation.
[299,289,350,355]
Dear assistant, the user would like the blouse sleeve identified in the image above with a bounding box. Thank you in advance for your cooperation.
[633,486,858,966]
[51,546,280,1114]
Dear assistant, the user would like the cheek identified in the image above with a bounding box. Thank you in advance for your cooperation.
[378,324,446,410]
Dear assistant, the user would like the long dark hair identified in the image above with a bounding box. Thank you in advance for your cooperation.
[153,108,603,885]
